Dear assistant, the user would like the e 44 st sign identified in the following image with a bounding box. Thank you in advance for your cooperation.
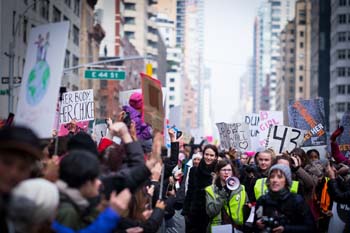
[84,70,126,80]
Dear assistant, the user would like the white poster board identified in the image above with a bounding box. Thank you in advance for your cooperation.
[258,111,283,148]
[15,22,69,138]
[60,89,94,124]
[244,113,260,151]
[216,122,251,151]
[266,125,305,154]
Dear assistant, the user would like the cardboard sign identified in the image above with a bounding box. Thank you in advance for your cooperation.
[258,111,283,148]
[216,122,251,151]
[244,113,260,151]
[15,22,69,138]
[338,111,350,158]
[266,125,305,154]
[288,98,327,146]
[60,89,94,124]
[141,73,165,132]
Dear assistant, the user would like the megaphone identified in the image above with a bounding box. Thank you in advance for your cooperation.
[225,176,240,191]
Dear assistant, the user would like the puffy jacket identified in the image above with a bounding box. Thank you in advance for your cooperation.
[122,105,152,141]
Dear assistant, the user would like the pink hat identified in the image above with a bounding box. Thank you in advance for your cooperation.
[245,151,255,157]
[129,92,143,110]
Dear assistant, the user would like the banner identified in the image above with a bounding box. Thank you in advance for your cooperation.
[60,89,94,124]
[141,73,165,132]
[244,113,260,151]
[15,22,69,138]
[288,98,327,146]
[266,125,305,154]
[216,122,251,151]
[258,111,283,148]
[338,111,350,158]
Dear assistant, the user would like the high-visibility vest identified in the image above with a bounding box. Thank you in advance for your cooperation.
[254,177,299,200]
[205,184,246,231]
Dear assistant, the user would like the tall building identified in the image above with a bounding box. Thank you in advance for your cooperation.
[176,0,186,47]
[0,0,81,118]
[254,0,296,111]
[79,0,105,119]
[329,0,350,131]
[310,0,331,129]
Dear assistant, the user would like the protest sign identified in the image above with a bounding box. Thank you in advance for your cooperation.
[141,73,165,132]
[328,202,350,233]
[216,122,251,151]
[258,111,283,148]
[288,98,327,146]
[266,125,305,154]
[58,120,90,136]
[338,111,350,158]
[93,119,108,144]
[15,22,69,138]
[60,89,94,124]
[244,113,260,151]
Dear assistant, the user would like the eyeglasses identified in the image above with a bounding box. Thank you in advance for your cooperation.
[220,169,232,173]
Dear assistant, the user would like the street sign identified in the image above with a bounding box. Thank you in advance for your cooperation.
[1,77,22,84]
[84,70,126,80]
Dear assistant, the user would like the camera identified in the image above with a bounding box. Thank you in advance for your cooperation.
[261,216,284,233]
[123,111,132,128]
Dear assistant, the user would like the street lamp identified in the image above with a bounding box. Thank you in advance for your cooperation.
[8,0,40,114]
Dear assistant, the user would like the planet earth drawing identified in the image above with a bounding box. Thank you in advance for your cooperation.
[26,60,50,105]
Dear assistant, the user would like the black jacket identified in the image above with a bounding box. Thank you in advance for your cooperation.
[327,177,350,204]
[254,190,316,233]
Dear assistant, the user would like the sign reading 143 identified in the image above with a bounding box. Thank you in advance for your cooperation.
[84,70,126,80]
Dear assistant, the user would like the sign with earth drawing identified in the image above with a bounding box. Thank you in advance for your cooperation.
[15,22,69,138]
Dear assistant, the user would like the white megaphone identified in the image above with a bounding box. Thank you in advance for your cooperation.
[225,176,240,191]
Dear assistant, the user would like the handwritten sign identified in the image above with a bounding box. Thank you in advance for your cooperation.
[216,122,251,151]
[60,89,94,124]
[288,98,327,146]
[244,113,260,151]
[266,125,305,154]
[258,111,283,148]
[338,111,350,158]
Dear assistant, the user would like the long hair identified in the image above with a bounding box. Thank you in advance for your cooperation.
[203,144,219,157]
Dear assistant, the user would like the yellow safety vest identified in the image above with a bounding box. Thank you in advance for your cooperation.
[205,184,246,231]
[254,177,299,200]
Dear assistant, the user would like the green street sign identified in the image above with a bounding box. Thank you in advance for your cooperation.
[84,70,126,80]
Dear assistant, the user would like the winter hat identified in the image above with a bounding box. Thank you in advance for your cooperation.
[67,132,98,156]
[129,92,143,110]
[9,178,59,225]
[192,152,202,160]
[245,151,255,157]
[0,125,43,159]
[268,164,292,187]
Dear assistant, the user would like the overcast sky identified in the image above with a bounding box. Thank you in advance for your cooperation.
[204,0,259,126]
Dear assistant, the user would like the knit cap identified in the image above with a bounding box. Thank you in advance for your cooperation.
[129,92,143,110]
[9,178,59,225]
[268,164,292,187]
[192,152,202,160]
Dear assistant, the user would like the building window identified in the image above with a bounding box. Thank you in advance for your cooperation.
[74,0,80,16]
[124,17,135,25]
[125,31,135,39]
[272,17,280,22]
[63,15,70,38]
[100,80,107,88]
[339,0,346,6]
[23,18,28,43]
[53,6,61,22]
[290,29,294,34]
[300,42,304,48]
[337,103,346,112]
[348,49,350,59]
[348,67,350,76]
[40,0,49,20]
[72,55,79,74]
[64,50,70,68]
[73,25,79,45]
[299,76,303,81]
[169,104,174,108]
[169,96,175,100]
[271,1,281,6]
[338,49,346,59]
[125,3,136,10]
[272,24,280,29]
[299,65,304,70]
[290,68,294,73]
[347,85,350,94]
[290,48,294,53]
[338,32,346,42]
[170,78,175,82]
[348,103,350,111]
[300,31,304,37]
[337,67,346,76]
[169,87,175,91]
[338,85,346,94]
[299,86,303,93]
[338,14,346,24]
[65,0,71,7]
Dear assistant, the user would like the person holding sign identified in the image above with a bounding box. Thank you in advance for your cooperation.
[253,164,316,233]
[205,159,249,233]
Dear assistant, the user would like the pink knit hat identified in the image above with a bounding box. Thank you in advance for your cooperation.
[129,92,143,110]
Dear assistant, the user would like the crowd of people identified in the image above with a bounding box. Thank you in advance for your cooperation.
[0,93,349,233]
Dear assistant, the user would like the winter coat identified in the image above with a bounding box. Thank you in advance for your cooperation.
[52,207,121,233]
[327,176,350,204]
[254,190,316,233]
[101,141,151,198]
[122,105,152,141]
